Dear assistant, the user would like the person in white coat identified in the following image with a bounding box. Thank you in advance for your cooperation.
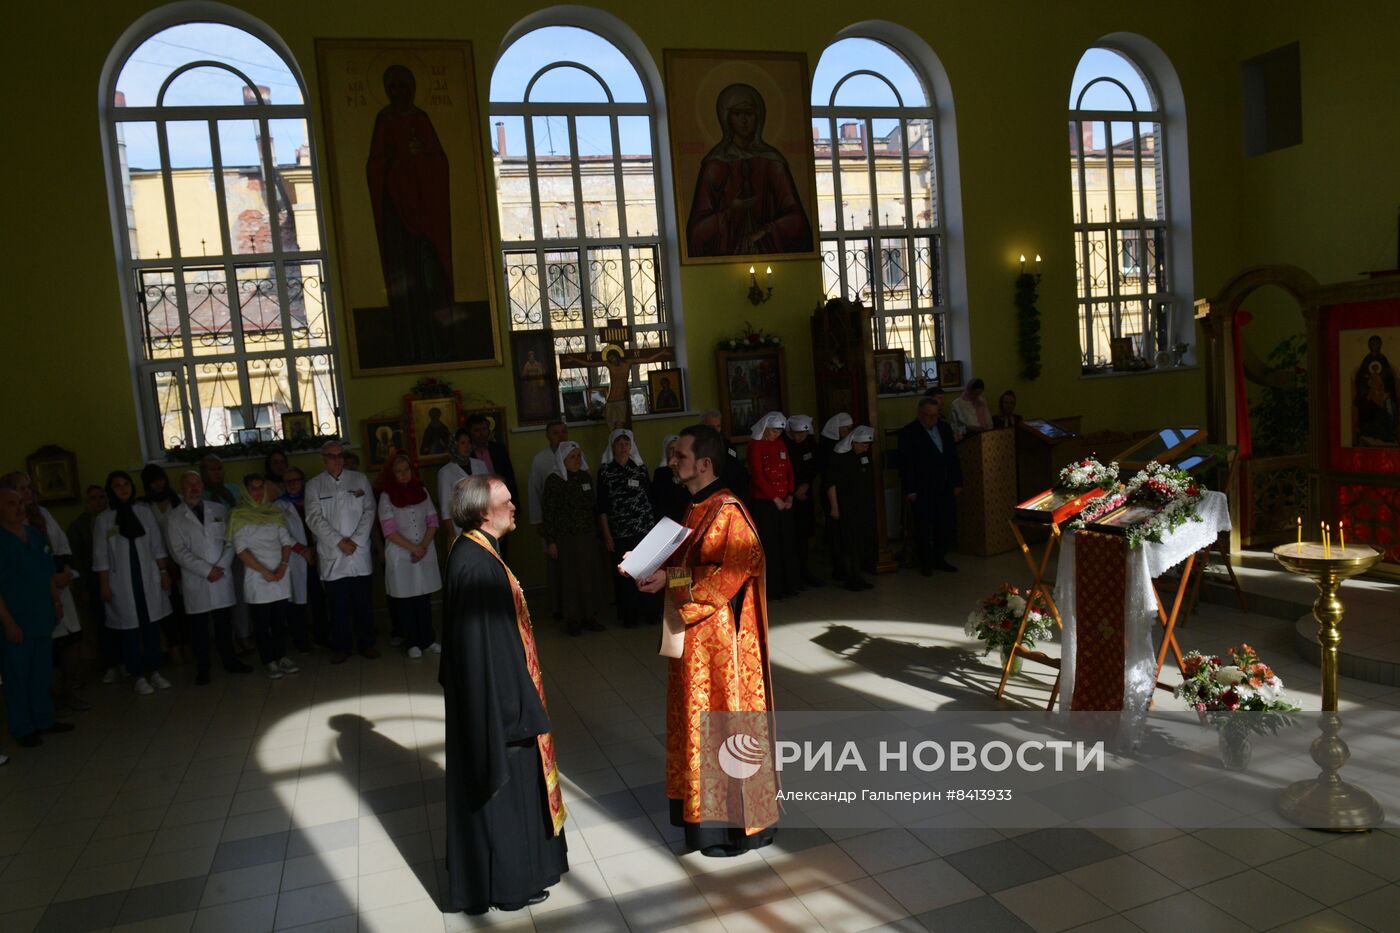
[437,428,489,543]
[527,420,568,619]
[166,472,250,685]
[0,471,87,712]
[92,471,172,696]
[229,474,299,679]
[304,441,379,663]
[376,453,442,658]
[274,466,315,653]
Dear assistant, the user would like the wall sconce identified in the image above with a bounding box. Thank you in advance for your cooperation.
[1018,253,1042,283]
[747,265,774,305]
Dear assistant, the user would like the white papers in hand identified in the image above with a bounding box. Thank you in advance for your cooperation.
[618,517,691,581]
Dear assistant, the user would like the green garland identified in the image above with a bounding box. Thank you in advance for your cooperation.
[1015,272,1042,380]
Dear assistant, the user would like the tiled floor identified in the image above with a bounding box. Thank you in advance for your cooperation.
[1,549,1397,932]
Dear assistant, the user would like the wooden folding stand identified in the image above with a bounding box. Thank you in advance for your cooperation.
[996,520,1064,710]
[1147,552,1195,709]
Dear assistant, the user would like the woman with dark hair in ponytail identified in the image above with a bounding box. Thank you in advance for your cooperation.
[92,471,173,696]
[141,463,188,665]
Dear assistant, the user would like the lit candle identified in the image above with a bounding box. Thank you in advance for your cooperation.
[1340,520,1345,552]
[765,266,773,281]
[1324,523,1330,558]
[748,265,757,286]
[1296,516,1302,553]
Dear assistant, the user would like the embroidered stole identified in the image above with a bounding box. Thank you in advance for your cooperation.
[463,530,568,835]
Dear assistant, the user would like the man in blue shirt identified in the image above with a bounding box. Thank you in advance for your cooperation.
[0,488,73,748]
[897,396,964,574]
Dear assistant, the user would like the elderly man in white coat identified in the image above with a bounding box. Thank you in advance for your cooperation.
[167,471,249,685]
[305,441,379,664]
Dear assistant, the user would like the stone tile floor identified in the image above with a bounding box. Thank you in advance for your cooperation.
[0,548,1396,932]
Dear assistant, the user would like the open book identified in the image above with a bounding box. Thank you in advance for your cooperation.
[618,517,692,582]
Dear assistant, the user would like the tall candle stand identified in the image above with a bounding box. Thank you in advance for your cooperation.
[1271,542,1384,831]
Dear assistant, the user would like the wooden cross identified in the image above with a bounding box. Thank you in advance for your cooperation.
[559,324,674,428]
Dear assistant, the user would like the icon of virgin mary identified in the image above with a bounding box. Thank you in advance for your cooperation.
[685,83,814,258]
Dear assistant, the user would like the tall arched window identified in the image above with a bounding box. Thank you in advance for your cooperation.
[102,14,343,458]
[813,34,948,381]
[1070,44,1188,372]
[490,22,676,418]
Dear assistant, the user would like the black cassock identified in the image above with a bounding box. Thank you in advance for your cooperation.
[439,531,568,914]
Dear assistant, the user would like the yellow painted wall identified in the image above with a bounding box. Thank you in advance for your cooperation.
[4,0,1397,587]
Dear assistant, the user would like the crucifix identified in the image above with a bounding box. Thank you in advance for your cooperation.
[559,324,674,428]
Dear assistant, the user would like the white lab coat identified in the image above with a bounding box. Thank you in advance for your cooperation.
[92,503,172,630]
[233,521,295,604]
[275,499,311,605]
[528,446,557,526]
[378,492,442,599]
[436,459,489,528]
[304,469,375,581]
[166,501,236,614]
[35,507,81,637]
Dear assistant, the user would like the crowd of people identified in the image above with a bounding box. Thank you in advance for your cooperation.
[0,390,975,767]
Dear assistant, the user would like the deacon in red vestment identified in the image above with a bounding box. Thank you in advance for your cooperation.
[636,424,779,856]
[440,476,568,913]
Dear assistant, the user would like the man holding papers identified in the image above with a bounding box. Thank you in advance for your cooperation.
[635,424,779,857]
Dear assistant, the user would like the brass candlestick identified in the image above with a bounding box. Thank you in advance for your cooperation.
[1271,542,1384,831]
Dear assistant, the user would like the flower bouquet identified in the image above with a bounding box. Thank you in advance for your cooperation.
[1013,457,1119,524]
[1073,460,1206,548]
[965,584,1053,670]
[1175,644,1300,768]
[1058,457,1119,495]
[718,322,782,351]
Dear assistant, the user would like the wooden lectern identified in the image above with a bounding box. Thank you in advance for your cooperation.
[954,428,1018,556]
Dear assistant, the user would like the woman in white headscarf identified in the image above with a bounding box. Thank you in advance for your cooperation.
[783,415,823,588]
[597,429,659,628]
[747,411,801,599]
[817,412,854,579]
[541,442,603,636]
[648,434,687,524]
[827,426,877,590]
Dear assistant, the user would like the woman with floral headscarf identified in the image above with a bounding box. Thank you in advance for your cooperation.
[542,442,603,636]
[596,429,657,628]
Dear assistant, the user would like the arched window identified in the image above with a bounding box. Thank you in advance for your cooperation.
[1070,43,1189,372]
[813,34,949,382]
[490,21,677,418]
[102,13,343,457]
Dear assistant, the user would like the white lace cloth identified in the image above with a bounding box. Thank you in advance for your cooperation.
[1055,491,1231,738]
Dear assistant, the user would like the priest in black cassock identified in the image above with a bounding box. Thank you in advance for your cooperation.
[439,474,568,914]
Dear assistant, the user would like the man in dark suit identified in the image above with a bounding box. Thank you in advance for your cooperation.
[897,396,963,574]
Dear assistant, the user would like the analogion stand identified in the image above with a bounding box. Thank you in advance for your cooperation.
[996,519,1065,710]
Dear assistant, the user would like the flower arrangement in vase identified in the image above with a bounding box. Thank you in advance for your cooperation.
[965,584,1053,671]
[1175,644,1300,769]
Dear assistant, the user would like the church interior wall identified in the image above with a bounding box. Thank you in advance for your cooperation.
[4,0,1396,588]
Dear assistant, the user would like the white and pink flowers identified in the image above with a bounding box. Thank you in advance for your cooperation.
[965,584,1052,654]
[1057,458,1119,495]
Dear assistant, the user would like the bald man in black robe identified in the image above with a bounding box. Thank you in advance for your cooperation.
[439,475,568,914]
